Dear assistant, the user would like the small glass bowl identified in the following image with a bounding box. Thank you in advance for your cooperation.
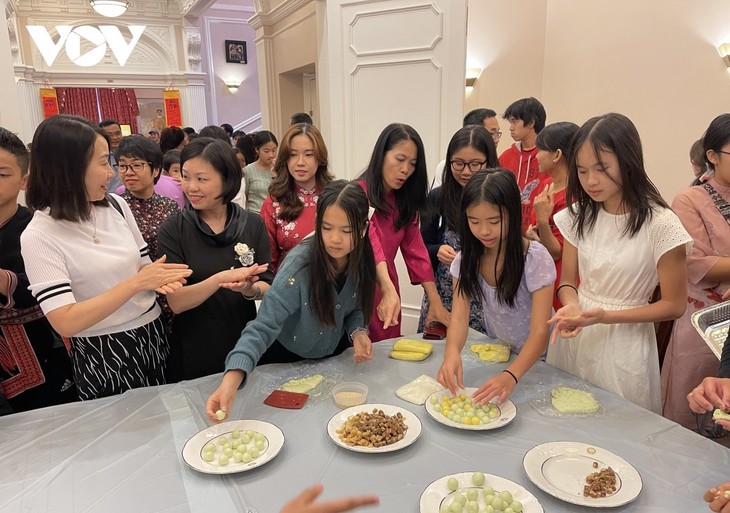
[332,382,368,409]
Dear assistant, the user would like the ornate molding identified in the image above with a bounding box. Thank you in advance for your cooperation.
[183,25,201,72]
[249,0,311,30]
[14,0,183,19]
[7,10,20,64]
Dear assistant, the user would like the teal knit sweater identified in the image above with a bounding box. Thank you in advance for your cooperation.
[224,241,368,376]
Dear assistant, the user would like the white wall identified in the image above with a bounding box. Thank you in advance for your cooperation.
[200,2,261,132]
[465,0,730,202]
[464,0,547,156]
[317,0,469,333]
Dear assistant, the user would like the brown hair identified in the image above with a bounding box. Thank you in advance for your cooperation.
[269,123,333,222]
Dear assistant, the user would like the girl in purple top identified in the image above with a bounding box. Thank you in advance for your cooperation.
[438,169,555,404]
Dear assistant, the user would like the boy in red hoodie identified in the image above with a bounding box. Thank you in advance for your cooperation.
[498,97,547,231]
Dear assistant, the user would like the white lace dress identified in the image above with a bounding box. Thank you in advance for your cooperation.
[546,206,692,412]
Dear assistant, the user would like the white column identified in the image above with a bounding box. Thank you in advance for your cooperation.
[178,74,208,129]
[14,67,44,142]
[253,34,278,134]
[0,10,25,138]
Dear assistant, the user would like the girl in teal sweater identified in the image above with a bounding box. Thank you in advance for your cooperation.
[206,180,376,421]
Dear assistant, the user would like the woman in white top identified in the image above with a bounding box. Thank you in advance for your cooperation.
[21,115,191,400]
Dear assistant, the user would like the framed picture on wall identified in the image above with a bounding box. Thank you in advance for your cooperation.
[225,40,247,64]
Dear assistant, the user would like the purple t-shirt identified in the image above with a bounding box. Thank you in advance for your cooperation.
[451,241,555,352]
[116,174,185,209]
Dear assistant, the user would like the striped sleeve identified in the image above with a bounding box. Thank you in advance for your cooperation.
[20,228,77,313]
[113,194,153,265]
[0,270,17,309]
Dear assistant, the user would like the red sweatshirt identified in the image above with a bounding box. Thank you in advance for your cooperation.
[499,142,543,232]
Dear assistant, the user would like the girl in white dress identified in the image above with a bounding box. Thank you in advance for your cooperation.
[547,113,692,412]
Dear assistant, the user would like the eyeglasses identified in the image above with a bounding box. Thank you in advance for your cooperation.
[490,131,502,140]
[717,150,730,156]
[118,162,151,173]
[450,160,486,172]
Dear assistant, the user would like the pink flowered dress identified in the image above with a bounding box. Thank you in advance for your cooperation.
[260,186,320,273]
[662,178,730,428]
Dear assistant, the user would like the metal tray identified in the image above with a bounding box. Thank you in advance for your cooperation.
[691,302,730,360]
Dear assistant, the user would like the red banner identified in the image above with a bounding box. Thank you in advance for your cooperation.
[40,88,59,118]
[163,90,182,127]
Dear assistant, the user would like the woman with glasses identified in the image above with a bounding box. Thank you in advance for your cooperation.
[662,113,730,429]
[419,125,498,333]
[116,136,180,260]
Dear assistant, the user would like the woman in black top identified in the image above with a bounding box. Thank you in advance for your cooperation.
[158,138,273,381]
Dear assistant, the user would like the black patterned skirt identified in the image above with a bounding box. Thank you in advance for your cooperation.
[68,316,169,400]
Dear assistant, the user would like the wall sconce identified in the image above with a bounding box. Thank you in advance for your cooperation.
[224,80,242,94]
[720,44,730,69]
[465,68,481,93]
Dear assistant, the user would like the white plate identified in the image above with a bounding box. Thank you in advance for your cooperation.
[182,419,284,474]
[523,441,642,507]
[424,387,517,430]
[326,403,422,453]
[419,472,544,513]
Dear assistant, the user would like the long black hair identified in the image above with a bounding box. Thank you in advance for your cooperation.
[566,113,668,239]
[359,123,428,230]
[457,169,525,307]
[310,180,376,326]
[439,125,498,233]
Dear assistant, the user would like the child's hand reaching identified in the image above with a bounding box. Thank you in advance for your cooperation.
[704,482,730,513]
[437,349,464,396]
[472,371,516,405]
[352,332,372,363]
[205,370,245,423]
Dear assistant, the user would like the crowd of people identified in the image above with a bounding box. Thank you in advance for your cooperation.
[1,103,729,512]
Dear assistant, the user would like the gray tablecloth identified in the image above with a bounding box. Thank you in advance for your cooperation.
[0,332,727,512]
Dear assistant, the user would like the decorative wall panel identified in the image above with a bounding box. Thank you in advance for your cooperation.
[349,4,442,56]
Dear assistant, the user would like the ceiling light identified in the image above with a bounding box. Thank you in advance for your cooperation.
[90,0,130,18]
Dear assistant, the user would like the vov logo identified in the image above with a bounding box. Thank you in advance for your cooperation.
[27,25,146,67]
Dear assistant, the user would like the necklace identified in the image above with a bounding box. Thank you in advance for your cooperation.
[90,208,101,244]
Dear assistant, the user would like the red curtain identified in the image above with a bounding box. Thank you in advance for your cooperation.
[56,87,99,122]
[98,88,140,133]
[56,87,141,133]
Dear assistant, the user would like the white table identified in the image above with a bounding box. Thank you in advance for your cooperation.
[1,333,727,512]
